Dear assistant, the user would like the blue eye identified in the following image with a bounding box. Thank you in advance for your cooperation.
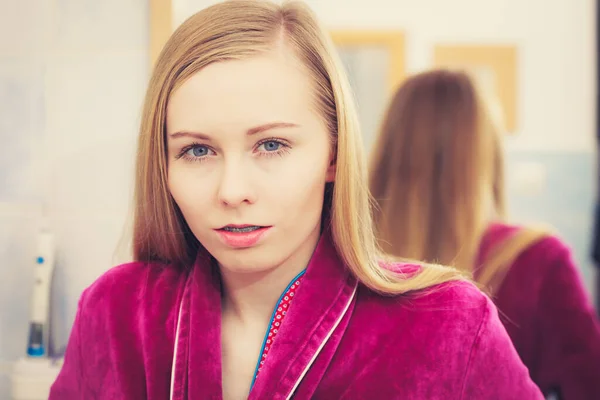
[187,145,209,157]
[259,141,281,152]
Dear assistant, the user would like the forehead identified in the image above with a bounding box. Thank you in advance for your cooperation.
[166,49,319,134]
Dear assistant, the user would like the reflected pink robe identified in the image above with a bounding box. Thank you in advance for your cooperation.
[476,223,600,399]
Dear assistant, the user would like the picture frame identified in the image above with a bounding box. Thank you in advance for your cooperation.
[433,44,518,132]
[329,30,406,152]
[330,30,406,95]
[149,0,173,68]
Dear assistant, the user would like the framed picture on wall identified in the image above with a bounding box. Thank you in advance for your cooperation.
[149,0,173,67]
[329,30,406,153]
[433,44,518,133]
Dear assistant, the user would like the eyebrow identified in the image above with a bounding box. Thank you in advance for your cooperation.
[169,122,299,140]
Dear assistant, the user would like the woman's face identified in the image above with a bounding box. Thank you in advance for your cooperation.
[166,46,335,274]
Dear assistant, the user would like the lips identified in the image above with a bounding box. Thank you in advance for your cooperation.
[215,225,272,248]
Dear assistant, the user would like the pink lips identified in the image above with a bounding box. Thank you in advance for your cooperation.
[215,225,271,248]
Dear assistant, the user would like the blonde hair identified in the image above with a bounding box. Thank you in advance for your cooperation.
[133,0,463,295]
[370,69,545,280]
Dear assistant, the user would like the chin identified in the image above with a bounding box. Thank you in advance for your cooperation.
[211,247,281,275]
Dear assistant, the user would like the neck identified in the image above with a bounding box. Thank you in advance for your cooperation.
[219,229,320,327]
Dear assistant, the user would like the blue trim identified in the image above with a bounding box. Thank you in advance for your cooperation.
[250,269,306,390]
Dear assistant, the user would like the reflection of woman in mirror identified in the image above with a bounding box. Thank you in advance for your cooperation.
[50,2,543,399]
[370,69,600,399]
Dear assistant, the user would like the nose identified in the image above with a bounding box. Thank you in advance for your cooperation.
[217,156,256,207]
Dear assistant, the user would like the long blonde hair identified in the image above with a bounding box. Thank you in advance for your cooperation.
[370,69,512,273]
[133,0,463,295]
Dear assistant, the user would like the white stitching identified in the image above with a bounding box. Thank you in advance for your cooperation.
[285,282,358,400]
[169,297,185,400]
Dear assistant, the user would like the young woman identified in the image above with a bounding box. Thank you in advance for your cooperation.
[370,69,600,399]
[50,2,543,399]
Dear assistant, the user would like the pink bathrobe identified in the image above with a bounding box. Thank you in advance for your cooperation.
[50,230,543,399]
[476,223,600,399]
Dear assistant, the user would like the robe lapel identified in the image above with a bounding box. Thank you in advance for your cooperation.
[247,231,358,400]
[170,275,191,400]
[172,229,357,400]
[186,254,224,399]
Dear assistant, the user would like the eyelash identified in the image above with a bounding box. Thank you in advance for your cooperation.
[175,138,290,163]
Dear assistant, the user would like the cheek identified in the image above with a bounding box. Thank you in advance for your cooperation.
[168,166,213,219]
[266,148,330,212]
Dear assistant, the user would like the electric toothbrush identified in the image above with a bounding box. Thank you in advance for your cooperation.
[26,222,55,358]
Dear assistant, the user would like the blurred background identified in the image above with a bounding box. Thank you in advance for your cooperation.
[0,0,596,397]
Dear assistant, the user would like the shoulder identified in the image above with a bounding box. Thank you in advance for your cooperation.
[482,222,582,310]
[357,262,492,339]
[484,221,572,267]
[79,261,187,320]
[53,262,188,397]
[351,264,535,392]
[379,260,487,307]
[83,260,185,299]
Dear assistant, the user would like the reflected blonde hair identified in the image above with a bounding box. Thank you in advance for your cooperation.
[370,69,546,287]
[133,0,463,294]
[477,226,549,295]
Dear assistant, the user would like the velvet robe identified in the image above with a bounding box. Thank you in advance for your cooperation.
[50,230,543,399]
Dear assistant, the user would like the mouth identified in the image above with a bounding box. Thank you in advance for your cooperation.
[218,224,266,233]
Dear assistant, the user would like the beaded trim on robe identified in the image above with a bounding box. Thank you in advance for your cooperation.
[250,270,306,388]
